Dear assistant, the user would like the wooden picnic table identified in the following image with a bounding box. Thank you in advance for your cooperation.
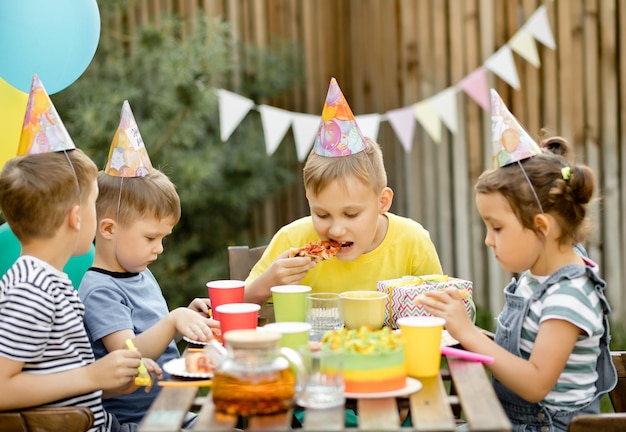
[138,355,512,431]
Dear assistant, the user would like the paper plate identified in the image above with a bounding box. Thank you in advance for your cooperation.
[162,358,213,379]
[344,377,422,399]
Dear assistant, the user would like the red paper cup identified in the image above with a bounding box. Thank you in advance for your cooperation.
[215,303,261,337]
[206,280,245,321]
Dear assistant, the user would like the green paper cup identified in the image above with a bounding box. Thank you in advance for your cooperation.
[261,322,312,349]
[270,285,312,322]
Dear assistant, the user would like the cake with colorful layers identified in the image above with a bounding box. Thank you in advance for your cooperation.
[322,326,406,393]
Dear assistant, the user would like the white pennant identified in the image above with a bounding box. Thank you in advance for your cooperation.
[525,4,556,50]
[510,29,540,67]
[217,89,255,142]
[354,114,381,141]
[386,106,416,153]
[485,45,520,89]
[292,113,320,162]
[258,105,294,156]
[414,100,442,144]
[428,87,459,134]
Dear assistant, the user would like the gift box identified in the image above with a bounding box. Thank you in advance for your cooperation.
[376,275,475,328]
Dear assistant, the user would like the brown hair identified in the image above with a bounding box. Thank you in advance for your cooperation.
[475,137,595,245]
[0,149,98,242]
[96,169,181,226]
[303,137,387,195]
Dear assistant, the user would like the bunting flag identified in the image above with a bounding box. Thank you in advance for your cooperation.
[509,29,540,67]
[258,105,293,155]
[292,113,320,161]
[386,106,417,153]
[484,45,520,89]
[217,89,254,142]
[215,2,556,157]
[355,113,382,141]
[460,67,490,111]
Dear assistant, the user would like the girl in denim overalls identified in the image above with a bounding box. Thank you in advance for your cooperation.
[419,96,617,432]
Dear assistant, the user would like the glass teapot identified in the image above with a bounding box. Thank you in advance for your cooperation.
[206,329,305,416]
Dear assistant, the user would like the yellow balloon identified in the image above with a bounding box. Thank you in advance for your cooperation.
[0,77,28,171]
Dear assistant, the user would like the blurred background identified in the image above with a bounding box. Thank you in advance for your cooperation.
[1,0,624,347]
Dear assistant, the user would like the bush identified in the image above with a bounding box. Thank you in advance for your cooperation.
[54,6,302,306]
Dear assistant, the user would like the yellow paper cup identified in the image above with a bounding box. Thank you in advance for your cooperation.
[260,322,312,349]
[339,290,388,330]
[398,316,445,377]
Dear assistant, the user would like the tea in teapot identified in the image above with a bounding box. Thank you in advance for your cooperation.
[211,329,304,416]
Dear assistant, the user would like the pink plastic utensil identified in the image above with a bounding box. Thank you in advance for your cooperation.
[441,345,494,364]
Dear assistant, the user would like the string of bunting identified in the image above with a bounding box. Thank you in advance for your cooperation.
[217,4,556,162]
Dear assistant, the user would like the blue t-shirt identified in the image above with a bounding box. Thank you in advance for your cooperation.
[78,268,180,424]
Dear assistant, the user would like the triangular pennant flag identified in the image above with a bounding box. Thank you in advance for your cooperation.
[292,113,320,162]
[18,75,76,156]
[386,106,416,153]
[525,5,556,50]
[484,45,520,89]
[104,100,153,177]
[354,113,381,141]
[428,87,459,134]
[217,89,255,142]
[460,67,490,111]
[490,89,542,168]
[259,105,294,156]
[414,100,442,144]
[510,29,540,67]
[314,78,367,157]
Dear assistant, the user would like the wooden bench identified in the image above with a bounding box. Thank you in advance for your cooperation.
[568,351,626,431]
[0,406,94,432]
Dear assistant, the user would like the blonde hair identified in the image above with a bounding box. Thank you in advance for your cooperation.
[96,169,181,226]
[303,137,387,195]
[0,149,98,242]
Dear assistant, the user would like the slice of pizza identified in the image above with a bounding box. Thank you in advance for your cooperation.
[289,240,341,263]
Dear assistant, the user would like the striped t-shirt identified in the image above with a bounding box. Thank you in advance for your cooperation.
[0,256,113,432]
[516,267,603,410]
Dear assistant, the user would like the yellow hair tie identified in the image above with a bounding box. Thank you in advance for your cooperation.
[561,167,571,181]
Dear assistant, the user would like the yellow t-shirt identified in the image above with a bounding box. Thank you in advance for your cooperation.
[246,213,443,294]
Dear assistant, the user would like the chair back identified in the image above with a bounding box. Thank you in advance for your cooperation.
[568,351,626,431]
[0,406,94,432]
[227,245,274,324]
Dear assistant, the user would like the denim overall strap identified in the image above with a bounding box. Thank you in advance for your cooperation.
[492,264,617,432]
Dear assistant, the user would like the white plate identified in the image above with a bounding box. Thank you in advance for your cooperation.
[183,336,208,345]
[162,358,213,379]
[344,377,422,399]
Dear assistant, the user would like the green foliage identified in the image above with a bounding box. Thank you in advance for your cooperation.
[53,6,302,306]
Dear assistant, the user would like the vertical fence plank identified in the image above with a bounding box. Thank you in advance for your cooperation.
[599,0,622,317]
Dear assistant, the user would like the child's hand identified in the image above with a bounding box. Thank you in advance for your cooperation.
[188,298,211,317]
[90,349,142,391]
[170,307,214,342]
[269,250,316,286]
[417,288,474,341]
[141,357,162,393]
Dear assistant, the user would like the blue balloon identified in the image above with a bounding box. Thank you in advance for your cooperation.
[0,222,95,289]
[0,0,100,94]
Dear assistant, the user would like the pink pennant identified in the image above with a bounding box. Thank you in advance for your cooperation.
[386,106,416,153]
[460,68,489,111]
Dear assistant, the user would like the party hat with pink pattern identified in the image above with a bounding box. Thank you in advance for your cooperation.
[17,75,76,156]
[490,89,542,168]
[313,78,367,157]
[104,100,153,177]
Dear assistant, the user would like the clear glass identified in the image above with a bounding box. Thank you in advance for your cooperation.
[306,292,343,342]
[296,346,345,409]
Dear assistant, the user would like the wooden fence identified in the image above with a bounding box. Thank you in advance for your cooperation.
[107,0,626,321]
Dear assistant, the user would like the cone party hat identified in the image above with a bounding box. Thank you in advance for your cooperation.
[104,100,153,177]
[313,77,367,157]
[17,75,76,156]
[490,89,542,168]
